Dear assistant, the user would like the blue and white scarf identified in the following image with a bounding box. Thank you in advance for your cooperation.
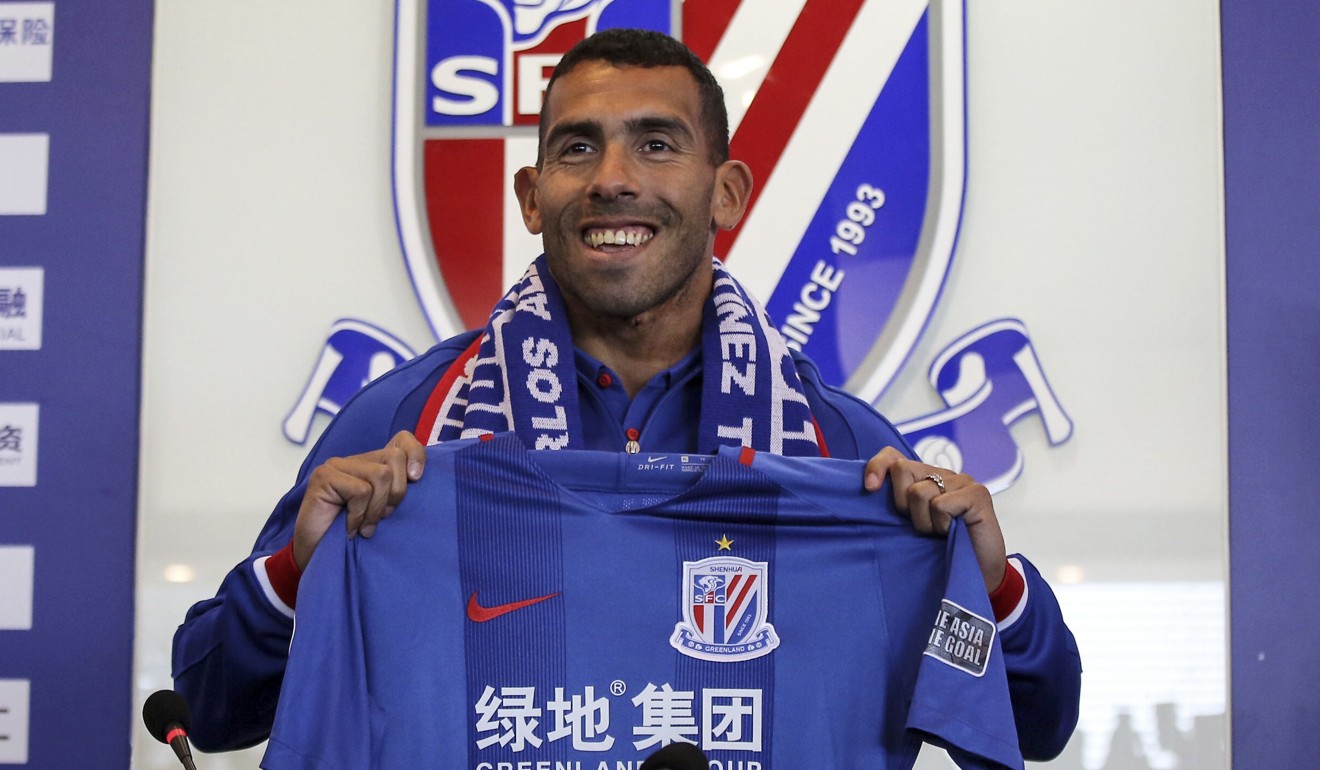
[417,255,820,457]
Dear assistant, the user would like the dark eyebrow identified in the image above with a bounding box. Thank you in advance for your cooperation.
[544,119,603,151]
[627,116,695,142]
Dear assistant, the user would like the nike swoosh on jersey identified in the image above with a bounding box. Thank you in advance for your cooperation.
[466,591,560,622]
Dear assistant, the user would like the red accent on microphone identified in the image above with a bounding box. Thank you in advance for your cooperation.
[165,727,187,744]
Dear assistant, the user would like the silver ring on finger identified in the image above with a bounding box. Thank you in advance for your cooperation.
[925,473,946,494]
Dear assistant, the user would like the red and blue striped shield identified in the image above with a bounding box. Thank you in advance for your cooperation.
[670,556,779,662]
[393,0,966,400]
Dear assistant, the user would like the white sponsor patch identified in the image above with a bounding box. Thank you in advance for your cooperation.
[924,599,995,677]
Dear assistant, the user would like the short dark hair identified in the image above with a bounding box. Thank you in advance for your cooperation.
[539,28,730,165]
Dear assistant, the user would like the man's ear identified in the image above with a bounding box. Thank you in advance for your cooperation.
[711,160,753,231]
[513,166,543,234]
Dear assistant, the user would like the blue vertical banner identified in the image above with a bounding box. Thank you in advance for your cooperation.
[0,1,154,767]
[1223,0,1320,764]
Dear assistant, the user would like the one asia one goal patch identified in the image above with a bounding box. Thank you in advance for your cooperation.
[923,599,995,677]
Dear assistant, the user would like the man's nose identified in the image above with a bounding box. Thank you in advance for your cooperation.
[588,144,638,200]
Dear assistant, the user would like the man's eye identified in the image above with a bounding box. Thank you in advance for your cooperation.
[642,139,672,152]
[565,142,594,154]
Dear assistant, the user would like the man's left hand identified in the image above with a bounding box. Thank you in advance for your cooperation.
[864,447,1007,592]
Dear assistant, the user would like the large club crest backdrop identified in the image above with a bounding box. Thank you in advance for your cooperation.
[284,0,1072,491]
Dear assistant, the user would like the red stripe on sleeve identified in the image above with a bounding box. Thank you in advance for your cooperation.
[265,541,303,611]
[988,559,1025,622]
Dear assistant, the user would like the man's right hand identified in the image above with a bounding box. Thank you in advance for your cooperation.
[292,430,427,570]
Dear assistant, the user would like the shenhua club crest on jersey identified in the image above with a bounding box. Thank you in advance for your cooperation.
[670,556,779,662]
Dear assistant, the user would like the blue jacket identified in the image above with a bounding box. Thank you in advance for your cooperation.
[172,330,1081,758]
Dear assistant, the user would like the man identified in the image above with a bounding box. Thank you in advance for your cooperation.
[173,28,1080,759]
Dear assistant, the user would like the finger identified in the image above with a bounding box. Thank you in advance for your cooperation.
[340,472,374,537]
[355,459,397,537]
[905,474,941,534]
[930,483,1007,589]
[300,460,374,540]
[908,494,934,533]
[378,445,413,512]
[390,430,427,481]
[295,464,373,568]
[922,472,965,535]
[304,461,371,518]
[908,467,974,534]
[926,484,958,536]
[890,459,936,516]
[312,456,386,537]
[863,446,906,493]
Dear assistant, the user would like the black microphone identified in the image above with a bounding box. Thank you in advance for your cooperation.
[142,690,199,770]
[640,742,709,770]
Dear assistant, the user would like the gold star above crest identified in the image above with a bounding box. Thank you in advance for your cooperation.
[715,534,734,551]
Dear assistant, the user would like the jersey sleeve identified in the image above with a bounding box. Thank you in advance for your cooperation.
[996,555,1082,760]
[906,518,1024,770]
[169,483,305,751]
[262,518,370,770]
[797,351,1082,760]
[169,336,472,751]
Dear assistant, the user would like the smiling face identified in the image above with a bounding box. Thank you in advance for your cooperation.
[514,62,751,326]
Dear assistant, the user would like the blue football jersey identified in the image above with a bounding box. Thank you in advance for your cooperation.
[263,435,1023,770]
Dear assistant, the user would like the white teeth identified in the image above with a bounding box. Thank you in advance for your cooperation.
[586,229,653,248]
